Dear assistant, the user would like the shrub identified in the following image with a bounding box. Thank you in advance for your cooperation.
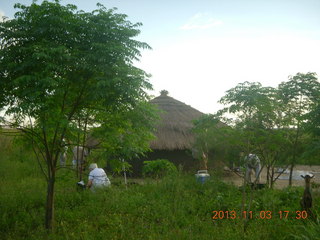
[142,159,178,178]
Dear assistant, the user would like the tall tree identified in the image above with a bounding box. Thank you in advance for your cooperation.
[0,1,155,230]
[278,72,320,186]
[218,82,289,188]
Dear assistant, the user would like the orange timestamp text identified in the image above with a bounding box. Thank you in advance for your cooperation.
[212,210,308,220]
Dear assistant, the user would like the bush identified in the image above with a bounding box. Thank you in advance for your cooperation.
[142,159,178,178]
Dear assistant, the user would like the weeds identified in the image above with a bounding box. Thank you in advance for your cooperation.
[0,136,319,239]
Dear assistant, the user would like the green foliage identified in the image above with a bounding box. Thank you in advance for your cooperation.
[110,158,133,175]
[303,93,320,162]
[192,114,235,168]
[213,74,320,187]
[289,218,320,240]
[215,82,290,186]
[142,159,178,178]
[0,0,157,230]
[91,101,159,161]
[277,73,320,184]
[193,114,230,153]
[219,82,277,126]
[1,139,320,240]
[305,104,320,136]
[0,0,155,153]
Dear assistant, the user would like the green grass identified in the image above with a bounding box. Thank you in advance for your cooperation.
[1,135,320,240]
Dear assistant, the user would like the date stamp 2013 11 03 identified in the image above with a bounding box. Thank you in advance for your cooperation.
[212,210,308,220]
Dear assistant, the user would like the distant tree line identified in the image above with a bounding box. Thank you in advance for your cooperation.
[193,72,320,188]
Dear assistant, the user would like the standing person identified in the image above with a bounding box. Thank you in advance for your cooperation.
[72,145,88,169]
[87,163,111,190]
[244,153,261,184]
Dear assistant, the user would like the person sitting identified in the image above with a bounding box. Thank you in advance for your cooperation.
[244,153,261,184]
[86,163,111,190]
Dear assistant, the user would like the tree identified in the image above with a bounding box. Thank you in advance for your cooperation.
[89,101,159,171]
[278,72,320,186]
[218,82,290,188]
[216,74,320,187]
[300,78,320,164]
[215,81,295,230]
[192,114,233,170]
[0,1,155,230]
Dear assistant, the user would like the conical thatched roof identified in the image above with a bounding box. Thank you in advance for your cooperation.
[149,90,204,150]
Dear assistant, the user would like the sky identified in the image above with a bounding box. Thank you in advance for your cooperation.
[1,0,320,113]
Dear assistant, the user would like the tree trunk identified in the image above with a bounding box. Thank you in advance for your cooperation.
[266,165,270,188]
[79,113,89,181]
[270,167,275,189]
[289,164,294,186]
[45,174,56,231]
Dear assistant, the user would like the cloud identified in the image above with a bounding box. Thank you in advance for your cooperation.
[180,13,223,30]
[0,10,5,22]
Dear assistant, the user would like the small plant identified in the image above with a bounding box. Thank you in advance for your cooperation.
[142,159,177,178]
[111,159,133,176]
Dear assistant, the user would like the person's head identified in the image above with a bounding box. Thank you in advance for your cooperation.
[89,163,98,171]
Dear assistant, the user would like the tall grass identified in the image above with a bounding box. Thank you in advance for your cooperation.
[0,134,319,239]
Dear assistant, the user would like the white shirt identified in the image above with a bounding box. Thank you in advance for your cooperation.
[88,168,110,189]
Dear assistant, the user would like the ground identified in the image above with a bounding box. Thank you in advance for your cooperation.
[222,165,320,189]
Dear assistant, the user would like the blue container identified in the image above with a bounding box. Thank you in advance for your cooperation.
[195,170,210,183]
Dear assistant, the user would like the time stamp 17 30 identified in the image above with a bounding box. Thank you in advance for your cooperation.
[212,210,309,220]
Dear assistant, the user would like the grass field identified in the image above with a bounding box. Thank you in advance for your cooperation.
[1,135,320,240]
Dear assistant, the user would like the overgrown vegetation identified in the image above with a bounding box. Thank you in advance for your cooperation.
[1,135,319,240]
[0,1,319,238]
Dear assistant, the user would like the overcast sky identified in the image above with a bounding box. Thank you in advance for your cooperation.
[1,0,320,113]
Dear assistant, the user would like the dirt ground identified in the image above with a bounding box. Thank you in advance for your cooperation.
[222,165,320,189]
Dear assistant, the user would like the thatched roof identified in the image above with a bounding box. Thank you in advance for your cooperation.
[149,90,204,150]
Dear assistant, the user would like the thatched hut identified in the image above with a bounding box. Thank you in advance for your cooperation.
[130,90,204,174]
[149,90,203,150]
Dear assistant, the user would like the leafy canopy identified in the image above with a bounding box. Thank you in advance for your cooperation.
[0,1,152,122]
[0,0,154,155]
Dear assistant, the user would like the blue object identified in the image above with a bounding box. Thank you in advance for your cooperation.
[195,170,210,184]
